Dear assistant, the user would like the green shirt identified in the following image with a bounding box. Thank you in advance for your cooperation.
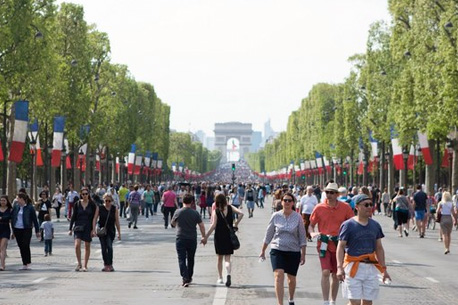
[118,187,129,202]
[143,190,154,204]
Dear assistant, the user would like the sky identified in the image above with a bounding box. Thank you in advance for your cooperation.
[58,0,391,138]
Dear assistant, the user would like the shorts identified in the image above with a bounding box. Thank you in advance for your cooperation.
[396,210,409,224]
[270,249,301,276]
[342,262,380,301]
[414,210,426,221]
[318,249,337,273]
[246,201,255,209]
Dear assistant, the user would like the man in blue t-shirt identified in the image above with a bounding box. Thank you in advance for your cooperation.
[413,184,428,238]
[336,194,391,305]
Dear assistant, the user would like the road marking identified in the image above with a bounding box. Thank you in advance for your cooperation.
[425,277,439,283]
[95,249,101,254]
[33,277,47,283]
[212,286,228,305]
[391,260,402,264]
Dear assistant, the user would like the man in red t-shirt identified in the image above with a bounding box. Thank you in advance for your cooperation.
[309,182,354,305]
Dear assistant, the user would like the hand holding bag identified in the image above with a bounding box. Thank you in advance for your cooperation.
[97,206,112,237]
[218,210,240,250]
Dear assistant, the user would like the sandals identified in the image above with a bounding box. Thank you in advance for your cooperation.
[75,265,82,272]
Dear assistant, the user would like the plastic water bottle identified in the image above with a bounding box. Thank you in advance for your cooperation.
[258,257,265,263]
[384,279,392,285]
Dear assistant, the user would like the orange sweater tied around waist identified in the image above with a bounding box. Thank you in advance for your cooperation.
[343,252,386,278]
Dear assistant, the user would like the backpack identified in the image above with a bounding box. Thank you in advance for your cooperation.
[246,190,254,201]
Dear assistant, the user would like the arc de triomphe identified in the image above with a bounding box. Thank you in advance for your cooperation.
[214,122,253,163]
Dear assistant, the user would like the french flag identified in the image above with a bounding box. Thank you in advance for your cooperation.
[115,157,120,174]
[369,131,378,158]
[391,127,404,170]
[134,153,142,175]
[9,101,29,163]
[418,132,433,165]
[51,116,65,167]
[315,152,324,174]
[127,144,136,175]
[145,151,151,169]
[95,154,100,171]
[172,162,177,172]
[407,145,417,170]
[28,119,43,166]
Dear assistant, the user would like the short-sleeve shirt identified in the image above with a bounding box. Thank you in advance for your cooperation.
[143,190,154,204]
[172,207,202,240]
[163,191,177,207]
[413,191,428,211]
[339,218,384,257]
[309,200,354,252]
[300,194,318,214]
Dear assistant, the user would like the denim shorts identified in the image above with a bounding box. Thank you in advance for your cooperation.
[414,210,426,221]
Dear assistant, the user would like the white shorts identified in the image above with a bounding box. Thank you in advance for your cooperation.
[342,262,380,301]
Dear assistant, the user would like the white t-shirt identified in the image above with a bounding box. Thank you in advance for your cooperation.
[300,194,318,215]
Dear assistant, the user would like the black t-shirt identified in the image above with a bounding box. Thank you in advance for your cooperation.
[172,208,202,240]
[413,191,428,211]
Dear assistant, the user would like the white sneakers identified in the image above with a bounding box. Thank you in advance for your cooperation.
[217,278,224,284]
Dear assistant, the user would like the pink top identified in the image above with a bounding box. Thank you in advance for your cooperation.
[163,191,177,207]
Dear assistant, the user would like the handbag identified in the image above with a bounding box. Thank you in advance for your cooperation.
[218,210,240,250]
[97,206,112,237]
[436,210,442,223]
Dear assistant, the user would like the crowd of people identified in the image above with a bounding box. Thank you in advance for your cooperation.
[0,162,457,305]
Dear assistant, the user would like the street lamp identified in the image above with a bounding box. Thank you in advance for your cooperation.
[79,149,84,188]
[446,139,454,191]
[402,147,409,189]
[61,145,67,188]
[47,145,53,187]
[417,146,423,185]
[29,136,37,202]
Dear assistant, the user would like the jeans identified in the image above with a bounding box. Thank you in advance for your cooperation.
[119,201,126,218]
[129,205,140,226]
[145,203,154,218]
[13,228,33,265]
[153,201,159,214]
[54,203,61,219]
[44,239,52,253]
[176,238,197,282]
[163,207,176,228]
[99,235,114,265]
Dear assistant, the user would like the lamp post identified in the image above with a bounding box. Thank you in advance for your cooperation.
[79,149,84,188]
[402,147,409,189]
[29,137,37,202]
[417,146,422,186]
[48,145,54,189]
[384,151,390,191]
[61,146,67,189]
[446,139,454,191]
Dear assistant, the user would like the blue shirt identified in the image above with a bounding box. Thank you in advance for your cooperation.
[339,218,384,257]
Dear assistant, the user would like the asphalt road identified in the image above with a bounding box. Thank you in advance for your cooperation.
[1,197,457,305]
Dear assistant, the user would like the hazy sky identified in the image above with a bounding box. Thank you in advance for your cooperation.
[58,0,391,137]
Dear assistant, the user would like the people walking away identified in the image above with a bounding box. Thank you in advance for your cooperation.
[336,194,391,305]
[258,186,265,208]
[199,190,207,219]
[153,185,161,215]
[12,193,40,270]
[245,184,256,218]
[127,185,142,229]
[203,193,244,287]
[437,192,457,254]
[260,192,307,305]
[171,193,206,287]
[0,195,13,270]
[393,189,410,237]
[142,185,154,220]
[68,187,98,272]
[381,188,390,216]
[162,186,179,229]
[309,182,354,305]
[93,193,121,271]
[118,184,129,218]
[40,214,54,256]
[413,184,428,238]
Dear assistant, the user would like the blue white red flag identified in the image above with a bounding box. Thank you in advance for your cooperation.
[51,116,65,167]
[128,144,136,175]
[390,127,404,170]
[9,101,29,163]
[417,132,433,165]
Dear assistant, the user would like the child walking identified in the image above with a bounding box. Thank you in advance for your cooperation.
[40,214,54,256]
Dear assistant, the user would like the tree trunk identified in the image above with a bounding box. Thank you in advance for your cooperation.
[425,139,437,195]
[453,147,458,193]
[387,145,395,196]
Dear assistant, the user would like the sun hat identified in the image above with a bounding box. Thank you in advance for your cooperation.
[324,182,339,192]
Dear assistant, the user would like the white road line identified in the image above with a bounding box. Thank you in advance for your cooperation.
[425,277,439,283]
[391,260,402,264]
[212,286,228,305]
[95,249,101,254]
[33,277,47,283]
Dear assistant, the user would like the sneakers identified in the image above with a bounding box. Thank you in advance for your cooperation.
[225,275,231,287]
[133,226,138,229]
[404,229,409,237]
[75,265,82,272]
[288,301,295,305]
[445,249,450,255]
[128,223,132,229]
[217,278,224,285]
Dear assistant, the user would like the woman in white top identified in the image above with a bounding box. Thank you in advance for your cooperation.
[52,188,64,221]
[437,192,457,254]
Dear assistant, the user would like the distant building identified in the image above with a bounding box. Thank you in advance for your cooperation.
[262,119,278,147]
[214,122,253,162]
[251,131,262,152]
[195,130,206,144]
[206,137,215,150]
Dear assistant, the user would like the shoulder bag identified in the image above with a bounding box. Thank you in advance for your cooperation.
[218,209,240,250]
[97,206,112,237]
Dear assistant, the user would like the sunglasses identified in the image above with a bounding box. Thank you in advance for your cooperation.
[104,199,112,203]
[360,202,373,208]
[325,191,336,195]
[283,198,294,202]
[81,193,89,196]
